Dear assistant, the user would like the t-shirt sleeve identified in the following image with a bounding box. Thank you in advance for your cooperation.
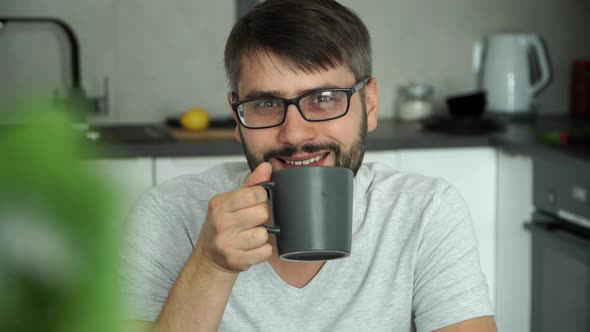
[118,191,197,322]
[412,184,494,332]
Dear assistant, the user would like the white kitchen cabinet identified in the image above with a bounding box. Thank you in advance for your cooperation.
[82,158,153,223]
[155,152,399,184]
[397,147,498,307]
[495,151,533,332]
[154,155,245,184]
[363,150,400,169]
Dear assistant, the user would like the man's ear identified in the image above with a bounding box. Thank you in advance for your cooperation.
[365,78,379,132]
[227,92,242,143]
[226,91,236,110]
[233,115,242,143]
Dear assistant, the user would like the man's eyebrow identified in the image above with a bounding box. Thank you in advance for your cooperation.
[296,84,341,96]
[243,90,283,100]
[243,84,343,100]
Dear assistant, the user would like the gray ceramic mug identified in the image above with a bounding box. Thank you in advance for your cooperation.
[257,166,353,261]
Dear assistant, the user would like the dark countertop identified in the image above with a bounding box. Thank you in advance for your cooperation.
[488,116,590,169]
[85,115,590,167]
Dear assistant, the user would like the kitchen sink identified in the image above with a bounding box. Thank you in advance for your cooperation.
[83,124,175,144]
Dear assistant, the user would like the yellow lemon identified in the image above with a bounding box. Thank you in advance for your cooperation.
[180,108,210,131]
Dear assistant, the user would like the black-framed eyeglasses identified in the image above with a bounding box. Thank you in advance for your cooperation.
[230,77,371,129]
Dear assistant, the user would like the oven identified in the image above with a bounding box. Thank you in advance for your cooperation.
[529,157,590,332]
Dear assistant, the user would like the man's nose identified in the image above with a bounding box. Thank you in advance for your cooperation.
[277,104,318,145]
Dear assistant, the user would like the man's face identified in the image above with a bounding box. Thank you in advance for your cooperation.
[231,53,379,174]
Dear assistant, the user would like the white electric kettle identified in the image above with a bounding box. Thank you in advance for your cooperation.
[474,33,551,116]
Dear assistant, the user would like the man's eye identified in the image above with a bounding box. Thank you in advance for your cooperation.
[310,93,335,104]
[255,100,280,108]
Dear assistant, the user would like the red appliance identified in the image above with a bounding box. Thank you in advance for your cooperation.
[570,60,590,117]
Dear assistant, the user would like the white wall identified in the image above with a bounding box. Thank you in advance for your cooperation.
[2,0,589,124]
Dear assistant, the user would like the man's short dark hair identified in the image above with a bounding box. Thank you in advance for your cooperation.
[224,0,372,94]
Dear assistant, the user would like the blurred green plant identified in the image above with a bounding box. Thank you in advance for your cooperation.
[0,102,122,332]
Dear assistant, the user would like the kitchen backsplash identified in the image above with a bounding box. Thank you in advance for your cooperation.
[1,0,589,124]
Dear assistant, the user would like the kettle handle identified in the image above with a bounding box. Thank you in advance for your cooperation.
[527,35,551,95]
[472,40,484,73]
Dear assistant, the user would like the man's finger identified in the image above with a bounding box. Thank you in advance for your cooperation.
[239,242,273,267]
[243,162,272,188]
[219,186,268,213]
[234,225,269,250]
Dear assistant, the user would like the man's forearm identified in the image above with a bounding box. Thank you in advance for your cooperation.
[155,247,238,332]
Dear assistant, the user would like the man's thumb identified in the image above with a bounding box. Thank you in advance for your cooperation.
[244,162,272,187]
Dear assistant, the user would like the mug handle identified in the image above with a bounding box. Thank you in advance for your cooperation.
[257,180,280,235]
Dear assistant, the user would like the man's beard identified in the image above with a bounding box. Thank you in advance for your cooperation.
[238,111,368,176]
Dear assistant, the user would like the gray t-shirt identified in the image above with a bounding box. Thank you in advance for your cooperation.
[120,162,493,331]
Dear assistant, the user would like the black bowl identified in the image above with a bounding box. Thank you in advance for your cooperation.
[446,91,486,117]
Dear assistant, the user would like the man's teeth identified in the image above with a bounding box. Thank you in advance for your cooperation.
[284,155,323,166]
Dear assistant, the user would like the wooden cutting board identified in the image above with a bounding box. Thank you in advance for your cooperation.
[169,127,236,141]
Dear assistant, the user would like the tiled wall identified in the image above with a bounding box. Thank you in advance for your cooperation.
[1,0,589,124]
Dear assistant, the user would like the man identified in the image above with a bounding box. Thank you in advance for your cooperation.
[121,1,497,331]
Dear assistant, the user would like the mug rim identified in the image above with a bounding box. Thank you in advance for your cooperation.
[271,165,353,176]
[280,249,350,262]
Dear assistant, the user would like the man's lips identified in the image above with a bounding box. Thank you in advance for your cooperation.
[276,152,329,166]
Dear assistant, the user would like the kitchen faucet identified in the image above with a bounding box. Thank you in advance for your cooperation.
[0,17,109,120]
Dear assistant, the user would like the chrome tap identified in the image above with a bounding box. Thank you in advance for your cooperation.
[0,17,109,117]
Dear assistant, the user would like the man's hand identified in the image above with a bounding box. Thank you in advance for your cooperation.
[197,162,274,272]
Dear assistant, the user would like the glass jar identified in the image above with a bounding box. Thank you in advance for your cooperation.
[396,83,435,122]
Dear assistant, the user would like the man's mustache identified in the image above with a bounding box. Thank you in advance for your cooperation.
[263,142,341,162]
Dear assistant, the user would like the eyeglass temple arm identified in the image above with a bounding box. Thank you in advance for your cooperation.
[352,77,371,93]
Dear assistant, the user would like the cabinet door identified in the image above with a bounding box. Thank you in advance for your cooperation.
[495,151,532,332]
[82,158,153,222]
[398,147,497,306]
[155,155,245,184]
[156,153,396,185]
[363,150,400,169]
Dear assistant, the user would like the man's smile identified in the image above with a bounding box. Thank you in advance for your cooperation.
[276,152,329,167]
